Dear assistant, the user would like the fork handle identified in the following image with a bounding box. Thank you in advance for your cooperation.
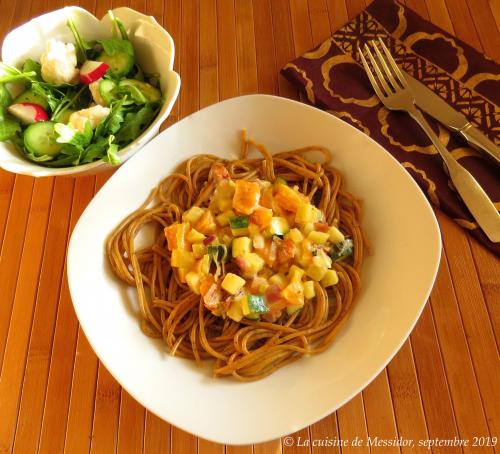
[408,106,500,243]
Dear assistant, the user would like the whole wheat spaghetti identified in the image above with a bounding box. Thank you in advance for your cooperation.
[107,132,366,381]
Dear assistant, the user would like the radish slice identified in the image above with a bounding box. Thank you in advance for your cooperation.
[7,102,49,124]
[79,60,110,85]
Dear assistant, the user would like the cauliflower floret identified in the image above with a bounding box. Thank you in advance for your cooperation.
[68,105,110,133]
[40,39,79,84]
[89,79,107,106]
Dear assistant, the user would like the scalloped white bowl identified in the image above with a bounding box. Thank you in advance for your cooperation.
[68,95,442,445]
[0,6,180,177]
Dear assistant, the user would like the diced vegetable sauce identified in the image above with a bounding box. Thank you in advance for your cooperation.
[165,168,353,322]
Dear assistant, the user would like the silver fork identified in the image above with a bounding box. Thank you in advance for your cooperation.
[359,38,500,243]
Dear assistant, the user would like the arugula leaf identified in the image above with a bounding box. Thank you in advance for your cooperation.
[117,84,147,104]
[108,10,129,40]
[0,118,20,141]
[66,14,94,62]
[98,39,134,57]
[54,121,93,150]
[115,104,155,145]
[0,63,37,83]
[0,84,12,107]
[22,59,42,81]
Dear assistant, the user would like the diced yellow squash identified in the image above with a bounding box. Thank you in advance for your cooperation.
[217,198,233,212]
[194,254,211,274]
[226,300,244,322]
[195,211,217,235]
[216,210,235,227]
[328,226,345,244]
[248,223,260,236]
[232,236,252,257]
[295,202,316,225]
[312,249,332,268]
[281,281,304,306]
[303,280,316,299]
[289,265,305,282]
[221,273,246,294]
[268,217,290,235]
[269,273,287,289]
[231,226,249,237]
[307,230,330,244]
[185,272,202,294]
[171,249,195,269]
[306,264,328,281]
[321,269,339,287]
[182,206,205,224]
[302,223,315,236]
[192,243,207,259]
[286,304,303,315]
[239,296,251,316]
[285,228,304,244]
[177,268,188,283]
[186,228,206,243]
[242,252,265,274]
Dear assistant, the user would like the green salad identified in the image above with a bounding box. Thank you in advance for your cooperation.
[0,11,162,167]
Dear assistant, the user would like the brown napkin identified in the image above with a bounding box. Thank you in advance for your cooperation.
[281,0,500,257]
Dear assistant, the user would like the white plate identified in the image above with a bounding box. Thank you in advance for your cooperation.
[68,94,441,445]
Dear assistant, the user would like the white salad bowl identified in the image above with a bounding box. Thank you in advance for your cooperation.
[67,95,442,445]
[0,6,180,177]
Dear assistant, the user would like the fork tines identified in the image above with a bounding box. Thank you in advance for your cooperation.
[358,38,409,98]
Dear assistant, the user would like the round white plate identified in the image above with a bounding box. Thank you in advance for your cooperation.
[68,94,441,445]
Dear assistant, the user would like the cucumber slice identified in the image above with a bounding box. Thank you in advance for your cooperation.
[99,79,117,105]
[97,51,134,77]
[119,79,161,102]
[24,121,63,156]
[13,89,49,110]
[52,108,75,124]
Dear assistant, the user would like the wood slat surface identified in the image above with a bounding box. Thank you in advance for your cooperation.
[0,1,498,453]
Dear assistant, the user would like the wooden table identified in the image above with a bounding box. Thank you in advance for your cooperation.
[0,1,499,453]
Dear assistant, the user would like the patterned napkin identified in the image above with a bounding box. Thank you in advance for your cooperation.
[281,0,500,257]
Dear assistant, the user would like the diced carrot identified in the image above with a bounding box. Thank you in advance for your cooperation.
[259,238,277,266]
[281,281,304,306]
[262,300,287,323]
[164,223,190,250]
[274,185,303,213]
[260,186,274,209]
[195,210,217,235]
[200,275,220,310]
[315,222,329,232]
[250,206,273,229]
[276,238,296,265]
[233,180,261,215]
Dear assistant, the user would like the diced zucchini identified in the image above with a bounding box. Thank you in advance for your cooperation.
[305,264,328,281]
[240,294,268,317]
[186,228,206,243]
[216,210,235,227]
[185,272,202,294]
[303,280,316,299]
[285,228,304,244]
[232,236,252,257]
[197,254,211,274]
[295,203,316,225]
[269,273,287,289]
[171,249,195,269]
[221,273,246,294]
[331,238,354,262]
[192,243,207,259]
[229,215,249,229]
[328,226,345,244]
[281,281,304,306]
[275,176,288,186]
[182,206,206,224]
[207,244,228,262]
[307,231,330,244]
[241,252,265,274]
[321,269,339,287]
[268,217,290,236]
[226,300,244,322]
